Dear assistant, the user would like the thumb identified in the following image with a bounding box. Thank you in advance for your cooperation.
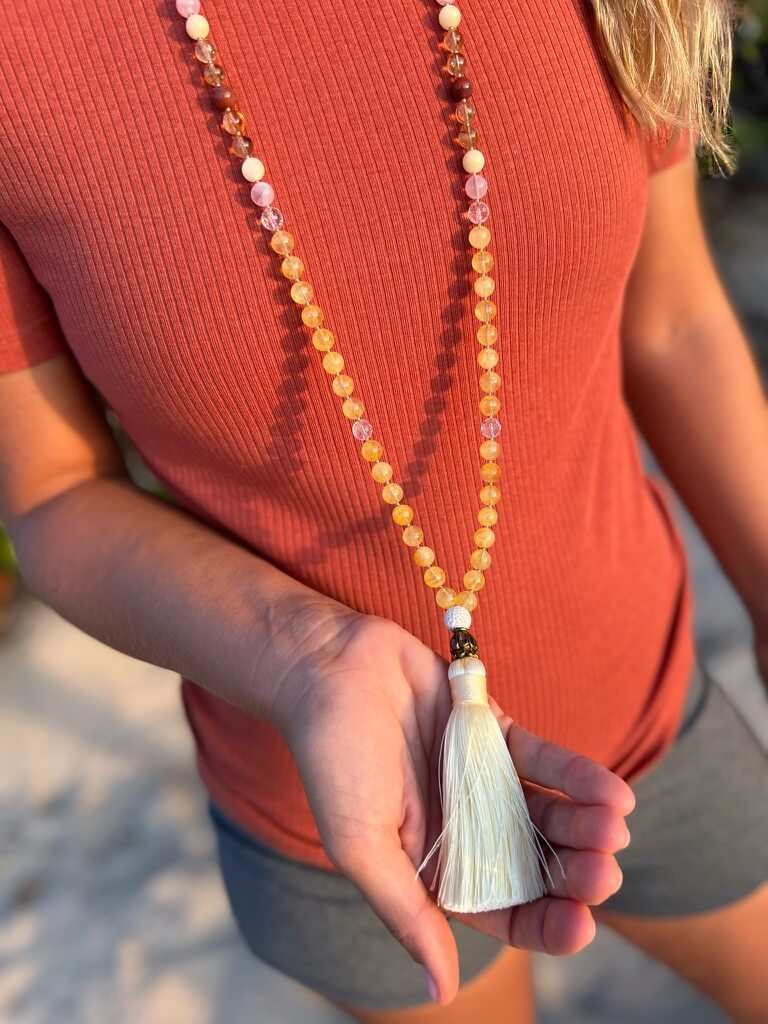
[331,834,460,1004]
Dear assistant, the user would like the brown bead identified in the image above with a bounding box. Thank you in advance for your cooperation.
[450,77,473,101]
[211,85,237,110]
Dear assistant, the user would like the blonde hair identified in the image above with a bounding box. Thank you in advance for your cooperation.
[591,0,737,171]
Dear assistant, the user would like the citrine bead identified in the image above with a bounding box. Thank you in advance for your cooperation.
[424,566,447,588]
[479,371,501,393]
[392,504,414,526]
[312,328,335,351]
[463,569,485,591]
[479,461,501,482]
[458,127,479,150]
[474,300,496,322]
[474,527,496,548]
[361,439,382,461]
[479,394,501,416]
[456,99,476,124]
[194,39,216,63]
[443,28,463,52]
[281,256,304,281]
[414,546,436,567]
[301,305,323,328]
[401,525,424,547]
[371,461,393,483]
[477,506,498,527]
[455,590,479,611]
[479,438,500,460]
[479,484,501,505]
[446,53,467,77]
[474,276,495,298]
[470,547,492,570]
[202,63,225,86]
[472,250,493,274]
[230,135,253,158]
[343,397,365,420]
[270,230,294,255]
[435,587,457,609]
[322,351,344,374]
[477,323,498,345]
[332,374,354,396]
[469,225,491,249]
[382,482,404,505]
[290,280,313,304]
[477,347,499,369]
[222,110,245,135]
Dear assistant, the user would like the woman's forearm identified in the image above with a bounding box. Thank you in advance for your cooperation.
[623,304,768,623]
[8,475,351,723]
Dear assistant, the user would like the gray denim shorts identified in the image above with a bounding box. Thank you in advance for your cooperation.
[209,661,768,1011]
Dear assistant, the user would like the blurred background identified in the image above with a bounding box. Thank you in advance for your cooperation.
[1,6,767,1023]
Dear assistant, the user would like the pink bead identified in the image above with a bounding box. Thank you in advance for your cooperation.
[260,206,284,230]
[468,200,490,224]
[352,419,374,441]
[250,181,275,207]
[465,174,488,200]
[480,417,502,439]
[176,0,200,16]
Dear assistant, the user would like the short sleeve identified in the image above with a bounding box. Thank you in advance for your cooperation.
[0,221,68,374]
[643,124,698,175]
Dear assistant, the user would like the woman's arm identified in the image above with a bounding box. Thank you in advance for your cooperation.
[620,156,768,674]
[0,353,356,724]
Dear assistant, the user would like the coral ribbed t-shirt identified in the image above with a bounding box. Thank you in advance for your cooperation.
[1,1,695,869]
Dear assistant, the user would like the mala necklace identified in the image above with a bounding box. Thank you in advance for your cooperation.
[171,0,553,913]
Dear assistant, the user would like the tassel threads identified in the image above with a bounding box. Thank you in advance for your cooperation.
[414,613,551,913]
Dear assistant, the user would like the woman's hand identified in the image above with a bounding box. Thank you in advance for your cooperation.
[270,606,636,1006]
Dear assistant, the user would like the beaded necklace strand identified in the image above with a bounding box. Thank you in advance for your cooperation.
[169,0,550,913]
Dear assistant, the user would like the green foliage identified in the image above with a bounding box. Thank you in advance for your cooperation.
[0,526,16,575]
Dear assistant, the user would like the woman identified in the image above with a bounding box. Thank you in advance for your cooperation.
[1,0,766,1019]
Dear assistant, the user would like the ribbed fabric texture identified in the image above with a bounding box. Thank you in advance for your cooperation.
[1,1,694,869]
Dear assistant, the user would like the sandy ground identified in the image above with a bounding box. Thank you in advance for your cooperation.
[0,497,766,1024]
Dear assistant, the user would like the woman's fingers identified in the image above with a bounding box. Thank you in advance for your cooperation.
[542,846,623,905]
[489,699,636,813]
[524,784,631,852]
[452,897,597,956]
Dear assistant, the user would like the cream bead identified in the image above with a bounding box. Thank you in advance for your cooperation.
[438,4,461,30]
[241,157,265,182]
[463,149,485,174]
[185,14,210,39]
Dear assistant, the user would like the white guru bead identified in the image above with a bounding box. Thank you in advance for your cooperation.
[438,4,462,30]
[185,14,210,39]
[444,605,473,631]
[241,157,265,182]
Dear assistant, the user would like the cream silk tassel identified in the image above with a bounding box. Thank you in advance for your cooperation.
[413,610,552,914]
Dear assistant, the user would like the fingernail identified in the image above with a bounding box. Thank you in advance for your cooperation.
[612,865,624,894]
[420,965,439,1003]
[620,825,631,849]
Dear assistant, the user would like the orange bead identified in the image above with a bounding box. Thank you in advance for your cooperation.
[479,461,501,482]
[342,397,365,420]
[371,461,393,483]
[480,484,501,505]
[413,546,436,567]
[455,590,478,611]
[280,255,304,280]
[290,280,313,304]
[402,525,424,547]
[270,230,294,255]
[312,328,335,351]
[332,374,354,396]
[469,225,491,249]
[479,371,501,393]
[301,304,323,328]
[479,439,500,460]
[474,275,495,298]
[477,348,499,369]
[472,250,493,274]
[477,324,498,345]
[392,504,414,526]
[470,548,492,570]
[463,569,485,591]
[382,482,404,504]
[474,527,496,548]
[360,439,382,461]
[477,506,498,527]
[479,394,501,416]
[435,587,457,609]
[322,351,344,374]
[424,566,446,588]
[474,299,496,322]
